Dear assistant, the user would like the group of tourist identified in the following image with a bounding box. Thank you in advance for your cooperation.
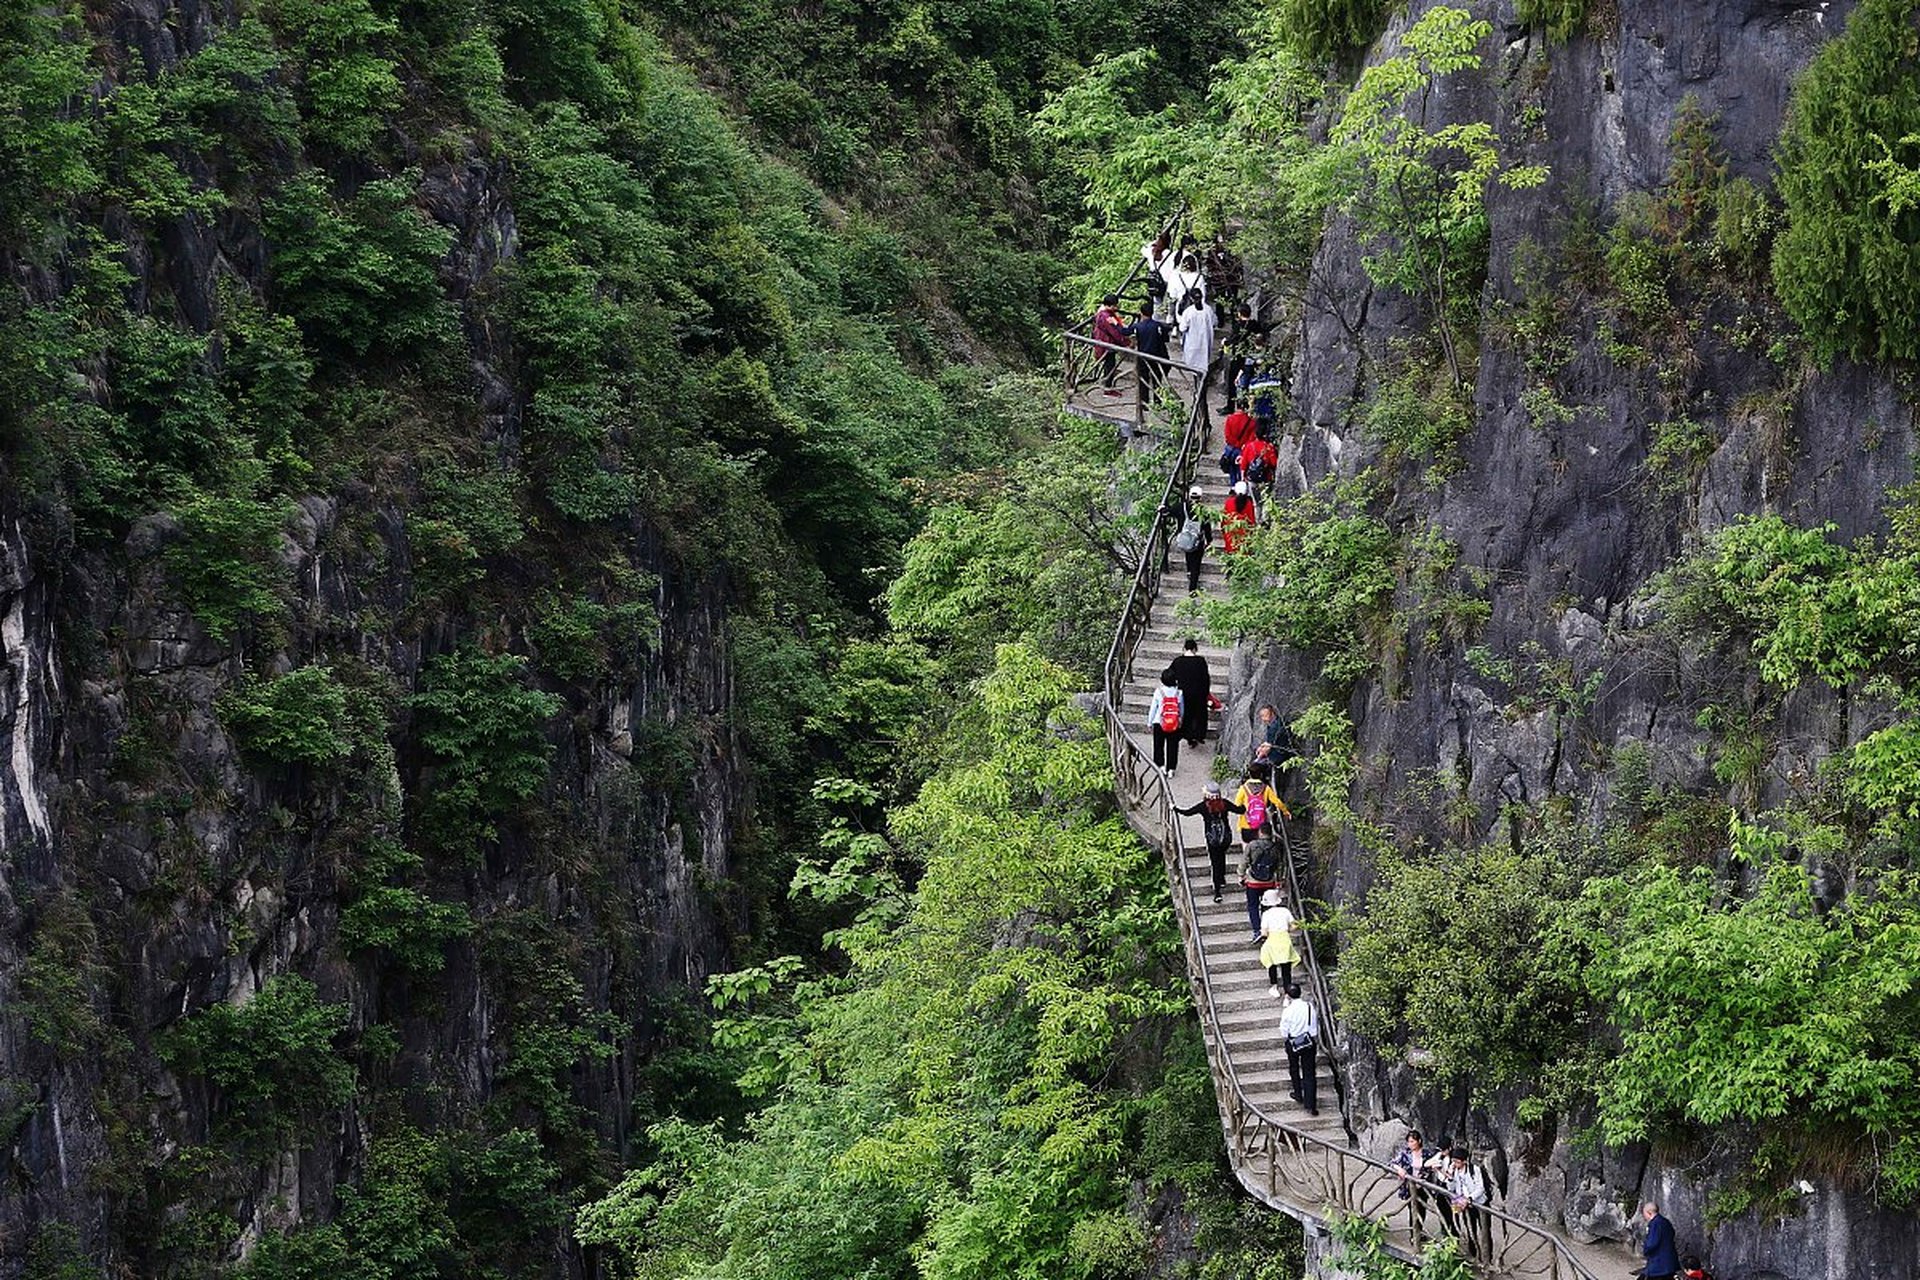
[1157,703,1324,1117]
[1089,230,1251,403]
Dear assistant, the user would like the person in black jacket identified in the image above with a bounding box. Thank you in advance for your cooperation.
[1165,639,1211,746]
[1174,780,1243,902]
[1127,305,1175,397]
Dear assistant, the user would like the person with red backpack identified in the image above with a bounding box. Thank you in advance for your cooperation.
[1148,676,1185,776]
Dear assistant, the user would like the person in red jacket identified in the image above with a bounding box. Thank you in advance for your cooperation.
[1091,293,1131,391]
[1220,405,1256,483]
[1239,433,1278,489]
[1222,481,1257,554]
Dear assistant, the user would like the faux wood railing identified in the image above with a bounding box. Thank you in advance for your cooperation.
[1090,358,1605,1280]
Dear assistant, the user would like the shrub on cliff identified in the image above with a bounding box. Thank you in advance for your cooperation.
[162,975,357,1142]
[1772,0,1920,366]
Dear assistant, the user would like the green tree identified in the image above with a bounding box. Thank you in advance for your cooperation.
[1772,0,1920,365]
[1321,6,1548,385]
[409,650,563,856]
[162,975,357,1142]
[1578,863,1920,1201]
[576,646,1190,1279]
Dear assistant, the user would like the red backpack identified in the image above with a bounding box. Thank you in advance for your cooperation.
[1157,689,1182,732]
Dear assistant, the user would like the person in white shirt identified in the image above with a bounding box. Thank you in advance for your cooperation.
[1277,985,1318,1115]
[1176,288,1215,395]
[1446,1145,1490,1261]
[1148,678,1184,776]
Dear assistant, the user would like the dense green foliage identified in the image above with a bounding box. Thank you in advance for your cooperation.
[575,647,1275,1278]
[1514,0,1589,43]
[409,650,564,855]
[0,0,1281,1271]
[1207,475,1397,685]
[1337,824,1609,1118]
[1773,0,1920,365]
[1580,864,1920,1204]
[161,977,358,1144]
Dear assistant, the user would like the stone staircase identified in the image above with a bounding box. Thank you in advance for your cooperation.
[1085,363,1632,1279]
[1112,461,1353,1152]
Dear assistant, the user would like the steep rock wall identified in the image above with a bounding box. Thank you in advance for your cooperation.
[1230,0,1920,1274]
[0,4,749,1269]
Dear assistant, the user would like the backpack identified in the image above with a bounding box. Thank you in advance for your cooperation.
[1219,445,1239,475]
[1246,840,1278,883]
[1245,789,1269,831]
[1147,268,1168,299]
[1157,689,1182,732]
[1245,450,1274,484]
[1174,518,1203,553]
[1201,805,1231,848]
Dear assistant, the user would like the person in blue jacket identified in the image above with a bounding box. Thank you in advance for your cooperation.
[1640,1202,1680,1280]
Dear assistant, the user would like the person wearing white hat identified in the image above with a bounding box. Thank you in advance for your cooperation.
[1222,480,1256,555]
[1163,482,1213,593]
[1258,886,1300,997]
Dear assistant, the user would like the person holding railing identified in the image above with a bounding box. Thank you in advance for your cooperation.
[1446,1146,1491,1262]
[1392,1129,1435,1235]
[1127,304,1175,400]
[1249,704,1296,786]
[1174,780,1241,902]
[1091,293,1130,393]
[1234,773,1289,936]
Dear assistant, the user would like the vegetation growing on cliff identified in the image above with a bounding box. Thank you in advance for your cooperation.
[1773,0,1920,366]
[0,0,1300,1273]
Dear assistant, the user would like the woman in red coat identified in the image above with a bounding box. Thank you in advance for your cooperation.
[1222,481,1257,554]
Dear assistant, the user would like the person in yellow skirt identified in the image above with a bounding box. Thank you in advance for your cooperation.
[1257,887,1300,998]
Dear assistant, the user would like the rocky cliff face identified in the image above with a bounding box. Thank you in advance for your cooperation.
[0,467,747,1270]
[0,1,752,1269]
[1226,0,1920,1273]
